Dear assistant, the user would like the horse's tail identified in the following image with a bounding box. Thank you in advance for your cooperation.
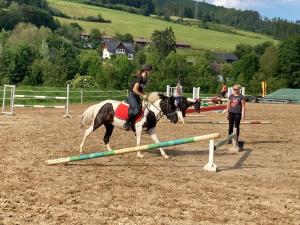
[80,104,98,128]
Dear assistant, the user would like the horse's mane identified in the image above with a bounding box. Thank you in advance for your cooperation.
[147,92,163,103]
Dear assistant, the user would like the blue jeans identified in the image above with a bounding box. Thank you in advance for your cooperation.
[127,93,141,122]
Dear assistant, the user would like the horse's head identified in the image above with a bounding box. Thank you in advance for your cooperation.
[156,93,178,123]
[180,97,201,116]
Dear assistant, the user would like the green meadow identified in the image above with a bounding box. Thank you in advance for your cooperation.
[49,0,276,51]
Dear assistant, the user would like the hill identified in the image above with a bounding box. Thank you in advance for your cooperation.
[49,0,275,52]
[68,0,300,40]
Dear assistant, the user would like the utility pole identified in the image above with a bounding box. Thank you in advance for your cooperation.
[194,0,200,20]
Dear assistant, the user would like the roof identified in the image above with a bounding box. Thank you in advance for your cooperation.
[175,41,191,48]
[263,88,300,103]
[134,37,152,44]
[123,42,135,54]
[104,40,135,54]
[213,52,239,61]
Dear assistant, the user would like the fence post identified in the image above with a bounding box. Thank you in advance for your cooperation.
[166,85,170,97]
[64,84,71,118]
[80,89,83,104]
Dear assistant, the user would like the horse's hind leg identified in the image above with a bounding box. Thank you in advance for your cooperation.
[79,112,104,154]
[103,123,114,150]
[149,130,169,159]
[80,125,94,154]
[80,103,114,154]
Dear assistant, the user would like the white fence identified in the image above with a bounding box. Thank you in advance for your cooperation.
[2,84,71,117]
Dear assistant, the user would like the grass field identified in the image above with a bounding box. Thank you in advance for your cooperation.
[49,0,276,51]
[0,86,128,106]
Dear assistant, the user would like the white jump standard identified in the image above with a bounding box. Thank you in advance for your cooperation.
[2,84,71,118]
[203,133,238,172]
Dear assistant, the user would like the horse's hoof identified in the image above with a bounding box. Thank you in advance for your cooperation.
[163,155,170,159]
[137,154,144,158]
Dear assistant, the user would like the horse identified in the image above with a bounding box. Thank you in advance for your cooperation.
[79,92,178,159]
[176,97,201,123]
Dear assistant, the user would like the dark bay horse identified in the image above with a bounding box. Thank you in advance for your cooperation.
[176,97,201,123]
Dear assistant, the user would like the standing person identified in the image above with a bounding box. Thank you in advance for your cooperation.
[220,82,228,98]
[123,64,152,130]
[226,84,245,143]
[174,80,184,123]
[174,80,183,108]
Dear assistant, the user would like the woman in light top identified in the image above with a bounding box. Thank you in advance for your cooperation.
[226,84,245,142]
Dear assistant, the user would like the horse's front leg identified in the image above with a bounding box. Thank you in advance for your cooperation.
[177,110,185,124]
[136,126,144,158]
[149,130,169,159]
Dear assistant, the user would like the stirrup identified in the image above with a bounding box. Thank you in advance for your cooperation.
[123,121,131,131]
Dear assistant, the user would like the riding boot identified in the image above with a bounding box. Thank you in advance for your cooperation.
[123,115,135,131]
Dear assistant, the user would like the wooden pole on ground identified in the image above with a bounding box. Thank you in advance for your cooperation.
[45,133,220,165]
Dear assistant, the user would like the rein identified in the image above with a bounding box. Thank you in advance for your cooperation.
[143,98,176,123]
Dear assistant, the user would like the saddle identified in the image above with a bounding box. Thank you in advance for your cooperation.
[115,102,144,122]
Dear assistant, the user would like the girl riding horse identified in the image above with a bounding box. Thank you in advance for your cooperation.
[80,92,178,159]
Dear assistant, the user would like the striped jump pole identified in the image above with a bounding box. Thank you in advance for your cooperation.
[187,121,271,124]
[203,133,237,172]
[216,121,271,124]
[45,133,220,165]
[186,105,226,114]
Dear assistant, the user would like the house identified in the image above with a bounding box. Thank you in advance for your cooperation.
[213,52,239,63]
[102,35,114,42]
[175,41,191,49]
[102,40,135,59]
[134,37,152,47]
[133,37,191,49]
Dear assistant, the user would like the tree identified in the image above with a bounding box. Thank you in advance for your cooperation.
[151,27,176,58]
[7,23,51,47]
[43,34,79,86]
[232,52,259,86]
[133,47,146,68]
[234,44,253,59]
[21,5,58,30]
[277,35,300,88]
[259,45,278,78]
[115,32,134,43]
[0,43,37,84]
[147,52,190,91]
[100,55,134,89]
[254,41,273,56]
[188,56,217,93]
[89,28,102,49]
[78,50,102,77]
[56,23,82,47]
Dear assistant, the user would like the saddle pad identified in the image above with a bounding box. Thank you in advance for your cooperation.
[115,103,144,122]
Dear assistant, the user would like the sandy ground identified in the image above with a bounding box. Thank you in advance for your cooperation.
[0,103,300,225]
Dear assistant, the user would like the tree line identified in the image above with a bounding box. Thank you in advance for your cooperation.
[0,0,299,95]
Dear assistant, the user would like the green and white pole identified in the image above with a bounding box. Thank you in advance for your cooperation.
[45,133,220,165]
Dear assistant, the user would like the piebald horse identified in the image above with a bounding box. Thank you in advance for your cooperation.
[79,92,178,159]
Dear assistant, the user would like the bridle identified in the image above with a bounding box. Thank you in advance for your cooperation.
[143,97,177,123]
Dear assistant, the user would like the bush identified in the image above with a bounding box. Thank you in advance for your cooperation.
[69,74,98,88]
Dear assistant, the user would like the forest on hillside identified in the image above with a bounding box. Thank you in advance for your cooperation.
[0,0,300,93]
[84,0,300,40]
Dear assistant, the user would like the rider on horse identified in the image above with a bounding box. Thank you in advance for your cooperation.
[174,80,183,109]
[123,64,153,131]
